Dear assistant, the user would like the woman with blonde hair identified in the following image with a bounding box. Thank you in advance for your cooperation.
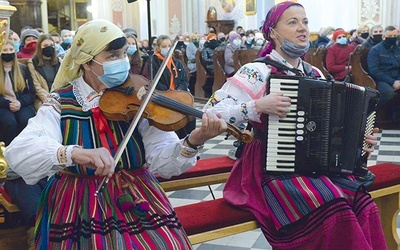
[0,41,35,145]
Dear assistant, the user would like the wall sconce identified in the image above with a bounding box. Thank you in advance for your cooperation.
[0,1,16,54]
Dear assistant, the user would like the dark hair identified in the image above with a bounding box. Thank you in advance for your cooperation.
[384,25,397,33]
[106,37,127,51]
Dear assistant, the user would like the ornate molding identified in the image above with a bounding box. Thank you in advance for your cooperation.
[113,0,124,12]
[360,0,380,25]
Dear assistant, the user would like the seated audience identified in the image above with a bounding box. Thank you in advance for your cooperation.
[224,31,242,77]
[146,35,195,137]
[8,30,20,53]
[191,32,201,48]
[326,30,355,81]
[50,32,66,58]
[253,32,266,50]
[60,29,73,50]
[244,30,255,49]
[367,25,400,122]
[0,41,36,145]
[357,24,370,41]
[183,35,198,94]
[362,25,383,48]
[217,32,227,48]
[27,34,61,110]
[202,33,219,75]
[125,32,147,76]
[17,29,40,59]
[312,26,334,48]
[348,29,364,47]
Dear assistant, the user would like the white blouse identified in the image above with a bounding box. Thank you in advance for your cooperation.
[204,50,324,124]
[4,76,197,185]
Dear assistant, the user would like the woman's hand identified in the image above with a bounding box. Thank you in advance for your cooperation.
[185,110,227,146]
[9,100,21,112]
[255,93,292,118]
[71,147,115,178]
[364,127,379,159]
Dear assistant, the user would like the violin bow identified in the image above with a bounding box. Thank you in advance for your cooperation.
[95,41,178,197]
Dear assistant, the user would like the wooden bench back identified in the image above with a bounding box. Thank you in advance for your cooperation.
[233,49,259,72]
[194,49,213,99]
[304,47,317,65]
[349,45,376,89]
[311,46,329,78]
[212,48,226,93]
[173,49,190,83]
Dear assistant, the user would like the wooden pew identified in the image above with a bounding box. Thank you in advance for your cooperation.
[233,49,259,72]
[349,45,400,128]
[311,45,329,78]
[349,45,376,89]
[212,48,227,93]
[304,47,317,65]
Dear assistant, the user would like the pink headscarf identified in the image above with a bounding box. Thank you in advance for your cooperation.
[259,1,304,57]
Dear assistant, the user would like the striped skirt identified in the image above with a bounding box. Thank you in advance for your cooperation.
[35,168,192,250]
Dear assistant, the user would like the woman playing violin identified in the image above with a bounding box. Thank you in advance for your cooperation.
[4,19,226,249]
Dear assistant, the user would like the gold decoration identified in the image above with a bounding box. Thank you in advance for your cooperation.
[0,142,7,183]
[0,1,16,53]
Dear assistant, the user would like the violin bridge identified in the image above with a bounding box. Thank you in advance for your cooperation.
[137,86,147,100]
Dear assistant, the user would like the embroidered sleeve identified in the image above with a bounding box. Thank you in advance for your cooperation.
[42,93,61,114]
[203,62,269,125]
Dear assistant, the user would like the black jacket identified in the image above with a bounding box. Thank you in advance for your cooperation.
[148,55,189,91]
[0,63,35,108]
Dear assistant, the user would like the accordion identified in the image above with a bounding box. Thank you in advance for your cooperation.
[265,75,379,176]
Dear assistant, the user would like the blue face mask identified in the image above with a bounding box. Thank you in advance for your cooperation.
[63,37,73,44]
[337,37,347,45]
[256,40,264,46]
[92,57,130,88]
[127,45,137,56]
[13,41,20,52]
[233,39,242,47]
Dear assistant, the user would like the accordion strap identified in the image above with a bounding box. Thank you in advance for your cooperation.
[253,57,305,76]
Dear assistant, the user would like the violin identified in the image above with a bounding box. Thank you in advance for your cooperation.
[99,74,252,143]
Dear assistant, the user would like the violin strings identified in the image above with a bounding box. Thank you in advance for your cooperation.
[152,94,203,118]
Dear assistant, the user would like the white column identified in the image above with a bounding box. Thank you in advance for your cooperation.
[41,0,49,33]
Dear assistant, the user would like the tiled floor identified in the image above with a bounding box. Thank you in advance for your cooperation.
[166,101,400,250]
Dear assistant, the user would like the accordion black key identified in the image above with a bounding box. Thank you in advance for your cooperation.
[265,75,379,176]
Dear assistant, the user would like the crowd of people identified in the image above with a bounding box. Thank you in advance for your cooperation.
[0,1,398,248]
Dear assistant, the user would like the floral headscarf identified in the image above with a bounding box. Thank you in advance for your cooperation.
[259,1,303,57]
[52,19,125,90]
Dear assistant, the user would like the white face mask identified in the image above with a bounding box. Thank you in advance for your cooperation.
[199,39,206,45]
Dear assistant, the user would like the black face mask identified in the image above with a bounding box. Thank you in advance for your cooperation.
[384,37,398,47]
[219,37,226,42]
[360,32,369,39]
[42,46,55,57]
[1,53,15,62]
[372,34,382,43]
